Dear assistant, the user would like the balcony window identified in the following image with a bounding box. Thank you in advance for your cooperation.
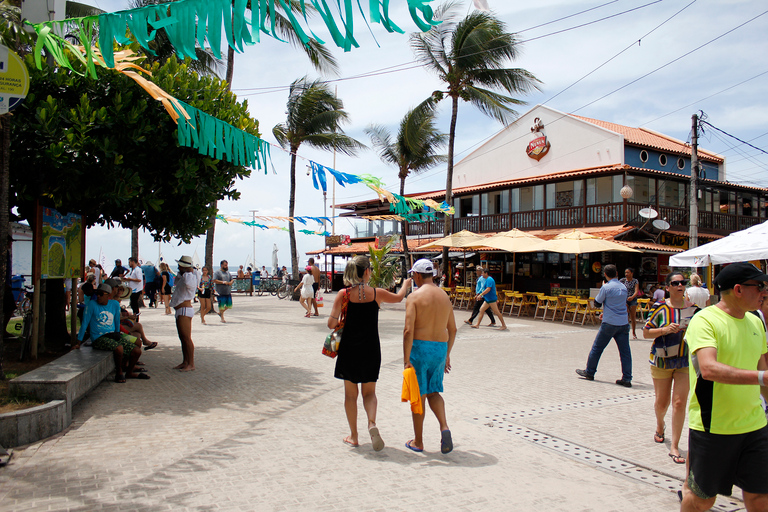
[659,181,686,208]
[740,193,757,216]
[546,180,584,208]
[719,190,736,214]
[514,185,544,211]
[586,176,621,205]
[481,190,509,215]
[455,195,479,217]
[627,175,656,205]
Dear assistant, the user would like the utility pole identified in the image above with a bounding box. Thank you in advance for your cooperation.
[689,113,699,250]
[249,210,258,269]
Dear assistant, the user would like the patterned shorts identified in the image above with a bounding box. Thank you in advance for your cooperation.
[218,294,233,310]
[92,332,138,354]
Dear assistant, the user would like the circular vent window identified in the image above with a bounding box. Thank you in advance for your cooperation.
[677,158,685,170]
[659,154,668,166]
[640,150,648,163]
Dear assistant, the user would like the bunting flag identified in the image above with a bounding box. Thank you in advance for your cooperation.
[174,100,270,172]
[28,0,441,78]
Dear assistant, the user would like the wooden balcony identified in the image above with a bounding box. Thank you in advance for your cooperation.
[406,201,764,238]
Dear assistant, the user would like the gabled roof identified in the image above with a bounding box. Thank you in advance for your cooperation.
[570,115,724,163]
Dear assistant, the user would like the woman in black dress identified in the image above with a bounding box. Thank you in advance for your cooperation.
[327,256,411,451]
[160,262,173,315]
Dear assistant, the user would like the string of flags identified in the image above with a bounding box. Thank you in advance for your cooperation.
[29,0,441,79]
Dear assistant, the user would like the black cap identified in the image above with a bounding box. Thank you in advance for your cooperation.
[714,262,768,291]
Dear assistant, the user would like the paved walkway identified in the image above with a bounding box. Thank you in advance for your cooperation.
[0,294,745,511]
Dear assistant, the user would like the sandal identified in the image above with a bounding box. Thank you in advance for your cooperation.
[115,373,126,383]
[654,425,665,443]
[669,453,686,464]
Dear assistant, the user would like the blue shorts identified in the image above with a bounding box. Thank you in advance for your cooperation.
[409,339,448,395]
[218,294,233,310]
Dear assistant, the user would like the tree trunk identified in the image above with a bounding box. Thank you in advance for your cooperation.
[400,175,410,279]
[0,115,10,379]
[288,147,299,279]
[131,226,139,261]
[205,206,216,271]
[204,40,235,273]
[442,94,459,278]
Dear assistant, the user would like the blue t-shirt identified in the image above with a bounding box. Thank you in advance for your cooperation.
[141,264,157,283]
[475,276,486,294]
[77,299,121,341]
[483,276,497,302]
[595,278,628,326]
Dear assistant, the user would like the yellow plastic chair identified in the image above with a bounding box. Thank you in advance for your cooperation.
[562,297,581,323]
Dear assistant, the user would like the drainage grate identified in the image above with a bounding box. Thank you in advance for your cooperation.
[479,422,744,511]
[482,392,654,421]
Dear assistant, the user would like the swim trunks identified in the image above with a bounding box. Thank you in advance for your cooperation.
[218,294,233,310]
[409,339,448,395]
[92,332,138,355]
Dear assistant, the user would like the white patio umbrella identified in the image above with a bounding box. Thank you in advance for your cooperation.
[669,219,768,267]
[482,229,544,291]
[525,229,641,292]
[271,244,279,273]
[417,230,488,284]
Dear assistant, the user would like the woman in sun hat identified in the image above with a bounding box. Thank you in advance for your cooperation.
[170,256,200,371]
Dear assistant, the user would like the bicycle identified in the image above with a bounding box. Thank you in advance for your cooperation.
[14,285,34,361]
[276,280,292,299]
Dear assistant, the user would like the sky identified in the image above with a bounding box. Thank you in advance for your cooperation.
[71,0,768,273]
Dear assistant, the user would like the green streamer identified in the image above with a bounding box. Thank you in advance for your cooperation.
[407,0,439,32]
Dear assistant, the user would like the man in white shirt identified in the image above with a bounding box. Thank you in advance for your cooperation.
[125,257,144,316]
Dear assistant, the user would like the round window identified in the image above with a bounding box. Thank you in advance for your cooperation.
[639,150,648,163]
[659,154,668,166]
[677,157,685,170]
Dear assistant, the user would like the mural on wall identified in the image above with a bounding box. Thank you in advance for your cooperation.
[41,207,82,279]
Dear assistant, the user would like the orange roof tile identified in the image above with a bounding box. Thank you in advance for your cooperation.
[571,115,723,163]
[615,240,683,254]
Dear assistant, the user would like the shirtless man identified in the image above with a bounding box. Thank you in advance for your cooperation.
[309,257,321,316]
[403,259,457,454]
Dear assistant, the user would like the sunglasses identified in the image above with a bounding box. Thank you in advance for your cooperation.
[740,282,767,292]
[669,280,688,287]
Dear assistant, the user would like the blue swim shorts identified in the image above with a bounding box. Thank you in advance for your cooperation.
[409,339,448,395]
[218,294,233,310]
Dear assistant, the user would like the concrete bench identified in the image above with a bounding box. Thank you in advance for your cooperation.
[7,347,115,438]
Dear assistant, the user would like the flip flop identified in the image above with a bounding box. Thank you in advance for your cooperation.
[441,430,453,454]
[343,436,359,447]
[669,453,686,464]
[369,426,385,452]
[115,374,126,383]
[464,320,472,325]
[654,424,665,443]
[144,342,158,350]
[128,373,151,380]
[405,440,423,452]
[133,367,148,373]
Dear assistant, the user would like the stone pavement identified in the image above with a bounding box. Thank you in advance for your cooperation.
[0,293,746,511]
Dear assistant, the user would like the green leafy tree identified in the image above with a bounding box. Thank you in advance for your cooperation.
[410,1,541,273]
[10,54,259,350]
[365,104,446,275]
[272,77,363,278]
[368,235,401,289]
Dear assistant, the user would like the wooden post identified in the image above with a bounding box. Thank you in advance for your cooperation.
[31,202,42,359]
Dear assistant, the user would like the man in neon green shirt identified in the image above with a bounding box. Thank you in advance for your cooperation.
[681,263,768,511]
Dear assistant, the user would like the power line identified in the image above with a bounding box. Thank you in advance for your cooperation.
[700,121,768,157]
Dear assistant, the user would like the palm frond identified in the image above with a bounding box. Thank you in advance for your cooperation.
[464,85,526,125]
[470,67,542,94]
[365,125,400,167]
[65,1,106,17]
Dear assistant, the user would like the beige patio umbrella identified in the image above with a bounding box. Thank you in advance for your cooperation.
[483,229,545,291]
[416,230,488,285]
[524,229,641,292]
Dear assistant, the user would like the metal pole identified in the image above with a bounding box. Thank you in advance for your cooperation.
[689,114,699,250]
[249,209,258,270]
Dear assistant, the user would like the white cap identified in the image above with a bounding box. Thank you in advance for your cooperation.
[408,259,436,276]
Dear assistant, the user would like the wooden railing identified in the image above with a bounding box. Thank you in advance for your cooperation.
[405,202,763,237]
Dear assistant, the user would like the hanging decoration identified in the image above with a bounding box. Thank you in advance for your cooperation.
[29,0,441,78]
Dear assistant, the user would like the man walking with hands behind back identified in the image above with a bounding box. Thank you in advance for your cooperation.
[213,260,234,323]
[403,259,457,454]
[680,262,768,511]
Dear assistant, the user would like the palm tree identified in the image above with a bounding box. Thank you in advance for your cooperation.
[273,78,363,278]
[410,1,541,274]
[205,0,340,272]
[365,104,446,274]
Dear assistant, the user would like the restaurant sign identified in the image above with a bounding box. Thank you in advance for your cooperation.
[526,117,551,161]
[326,235,351,247]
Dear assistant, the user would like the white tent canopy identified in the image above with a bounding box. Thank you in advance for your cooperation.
[669,220,768,267]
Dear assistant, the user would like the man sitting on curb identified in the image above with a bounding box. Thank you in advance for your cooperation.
[74,283,148,383]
